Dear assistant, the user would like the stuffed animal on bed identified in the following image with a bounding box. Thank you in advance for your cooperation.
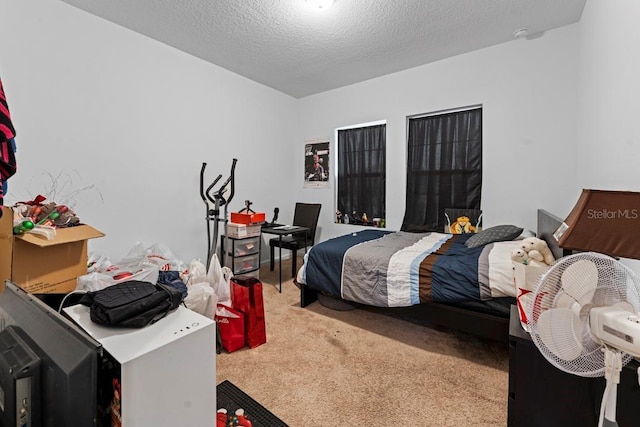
[511,248,548,267]
[520,237,555,265]
[449,216,476,234]
[510,248,530,265]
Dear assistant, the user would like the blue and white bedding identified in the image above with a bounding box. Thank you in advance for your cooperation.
[299,230,520,308]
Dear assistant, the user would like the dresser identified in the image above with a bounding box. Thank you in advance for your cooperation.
[508,305,640,426]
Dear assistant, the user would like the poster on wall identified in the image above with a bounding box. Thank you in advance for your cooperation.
[303,139,330,189]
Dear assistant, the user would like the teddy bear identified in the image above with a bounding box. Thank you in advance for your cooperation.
[511,247,548,267]
[510,248,530,265]
[449,216,476,234]
[520,237,555,265]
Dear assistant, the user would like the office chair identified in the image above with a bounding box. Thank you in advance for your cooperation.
[269,203,321,278]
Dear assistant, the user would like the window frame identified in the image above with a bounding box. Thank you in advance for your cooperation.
[334,120,387,226]
[402,105,482,231]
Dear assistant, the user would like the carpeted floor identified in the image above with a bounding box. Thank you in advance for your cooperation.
[216,258,510,426]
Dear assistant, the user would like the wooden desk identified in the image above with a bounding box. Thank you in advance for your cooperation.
[261,225,309,293]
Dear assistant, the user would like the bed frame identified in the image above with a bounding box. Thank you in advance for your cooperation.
[299,209,568,343]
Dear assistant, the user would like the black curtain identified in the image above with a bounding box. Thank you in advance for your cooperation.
[337,124,386,221]
[402,108,482,231]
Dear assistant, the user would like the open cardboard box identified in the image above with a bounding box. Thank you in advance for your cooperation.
[0,206,104,294]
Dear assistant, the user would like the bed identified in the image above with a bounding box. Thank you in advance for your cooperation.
[296,209,570,342]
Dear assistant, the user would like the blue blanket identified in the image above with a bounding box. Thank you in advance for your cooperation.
[302,230,491,307]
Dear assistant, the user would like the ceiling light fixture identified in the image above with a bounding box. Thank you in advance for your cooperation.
[513,28,529,39]
[306,0,335,10]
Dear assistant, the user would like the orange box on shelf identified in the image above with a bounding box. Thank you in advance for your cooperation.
[230,212,266,225]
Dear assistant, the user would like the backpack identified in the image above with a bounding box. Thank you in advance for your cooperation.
[78,280,184,328]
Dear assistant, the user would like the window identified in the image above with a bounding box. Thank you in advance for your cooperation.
[402,107,482,231]
[336,121,386,226]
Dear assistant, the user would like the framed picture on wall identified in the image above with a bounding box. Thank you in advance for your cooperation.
[303,139,330,189]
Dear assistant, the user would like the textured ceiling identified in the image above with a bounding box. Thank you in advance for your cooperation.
[57,0,586,98]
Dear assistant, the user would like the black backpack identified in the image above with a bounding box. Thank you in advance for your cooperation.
[78,280,184,328]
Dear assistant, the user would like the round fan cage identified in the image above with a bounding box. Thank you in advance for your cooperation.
[527,252,640,377]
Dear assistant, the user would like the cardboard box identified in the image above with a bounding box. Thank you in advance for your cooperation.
[230,211,266,225]
[513,262,550,331]
[0,207,105,294]
[227,222,261,239]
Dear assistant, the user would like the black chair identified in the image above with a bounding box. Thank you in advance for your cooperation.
[269,203,321,278]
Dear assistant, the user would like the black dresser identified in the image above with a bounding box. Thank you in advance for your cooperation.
[508,305,640,427]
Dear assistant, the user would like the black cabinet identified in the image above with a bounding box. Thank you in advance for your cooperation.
[508,305,640,427]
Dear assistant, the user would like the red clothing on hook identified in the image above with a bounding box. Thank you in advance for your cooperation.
[0,77,17,212]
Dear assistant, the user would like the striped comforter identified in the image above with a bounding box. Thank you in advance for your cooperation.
[301,230,519,307]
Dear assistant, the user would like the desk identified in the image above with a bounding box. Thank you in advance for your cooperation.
[261,224,309,293]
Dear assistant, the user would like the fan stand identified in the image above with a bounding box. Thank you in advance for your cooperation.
[600,346,622,427]
[527,252,640,427]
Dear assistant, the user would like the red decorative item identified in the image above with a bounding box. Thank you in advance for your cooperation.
[230,276,266,349]
[215,304,245,353]
[216,408,228,427]
[235,408,253,427]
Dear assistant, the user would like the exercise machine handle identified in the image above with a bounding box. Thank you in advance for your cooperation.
[200,162,222,204]
[204,158,237,205]
[205,174,223,204]
[199,162,207,202]
[226,158,237,205]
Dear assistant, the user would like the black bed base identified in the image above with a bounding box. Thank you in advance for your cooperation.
[300,281,319,308]
[299,210,565,344]
[300,283,510,343]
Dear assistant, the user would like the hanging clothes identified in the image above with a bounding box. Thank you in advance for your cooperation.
[0,77,18,213]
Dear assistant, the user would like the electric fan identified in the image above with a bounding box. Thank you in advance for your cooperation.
[527,252,640,427]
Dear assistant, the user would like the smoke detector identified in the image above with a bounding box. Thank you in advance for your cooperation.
[513,28,529,39]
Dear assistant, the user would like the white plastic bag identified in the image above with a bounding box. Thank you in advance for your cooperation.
[184,282,218,318]
[183,259,208,287]
[145,242,187,272]
[77,272,114,292]
[113,242,147,272]
[76,263,160,292]
[207,254,232,305]
[112,241,182,271]
[87,251,112,274]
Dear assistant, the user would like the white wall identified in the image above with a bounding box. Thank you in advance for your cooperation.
[577,0,640,274]
[296,24,580,241]
[1,1,592,268]
[0,0,298,264]
[577,0,640,190]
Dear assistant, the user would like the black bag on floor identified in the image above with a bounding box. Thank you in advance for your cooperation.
[78,280,184,328]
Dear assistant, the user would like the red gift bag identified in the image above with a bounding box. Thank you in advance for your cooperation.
[230,276,266,349]
[215,304,245,353]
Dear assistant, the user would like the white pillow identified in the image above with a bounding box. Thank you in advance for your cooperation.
[486,241,523,298]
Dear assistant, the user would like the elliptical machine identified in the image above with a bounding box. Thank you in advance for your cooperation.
[199,158,237,267]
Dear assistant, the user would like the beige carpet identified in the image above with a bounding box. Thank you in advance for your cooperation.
[216,259,510,426]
